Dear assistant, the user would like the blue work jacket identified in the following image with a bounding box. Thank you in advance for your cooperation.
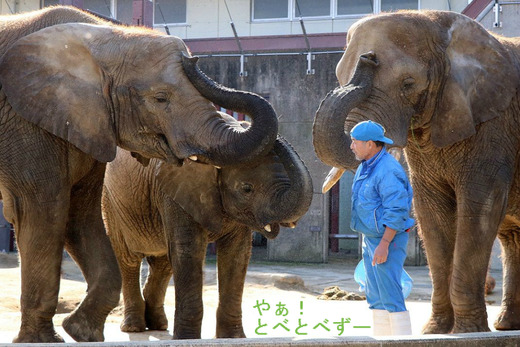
[351,147,414,238]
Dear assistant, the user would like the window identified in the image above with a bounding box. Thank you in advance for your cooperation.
[253,0,289,20]
[42,0,59,8]
[295,0,330,18]
[381,0,417,12]
[154,0,186,25]
[116,0,134,25]
[337,0,373,16]
[251,0,418,21]
[84,0,113,18]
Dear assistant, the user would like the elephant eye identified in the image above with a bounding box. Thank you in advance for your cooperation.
[241,183,253,194]
[402,77,415,90]
[154,92,169,103]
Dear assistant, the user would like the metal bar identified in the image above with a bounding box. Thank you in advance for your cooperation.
[224,0,246,77]
[476,1,496,21]
[230,22,244,53]
[494,0,502,27]
[299,18,311,52]
[239,54,247,77]
[156,2,171,35]
[195,50,344,58]
[84,9,123,25]
[4,0,13,14]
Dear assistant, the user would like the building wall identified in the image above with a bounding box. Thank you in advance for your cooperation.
[160,0,471,38]
[477,0,520,38]
[193,53,341,262]
[0,0,472,36]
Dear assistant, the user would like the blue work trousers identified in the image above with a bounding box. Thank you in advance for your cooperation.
[362,232,409,313]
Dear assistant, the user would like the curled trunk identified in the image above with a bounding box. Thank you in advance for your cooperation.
[182,54,278,166]
[268,136,313,224]
[312,52,378,170]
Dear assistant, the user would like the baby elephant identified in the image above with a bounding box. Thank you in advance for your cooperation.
[102,127,313,339]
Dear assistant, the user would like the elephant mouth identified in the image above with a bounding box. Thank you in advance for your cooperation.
[155,134,184,166]
[258,223,280,239]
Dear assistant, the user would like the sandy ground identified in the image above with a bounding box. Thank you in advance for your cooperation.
[0,252,339,342]
[0,252,504,343]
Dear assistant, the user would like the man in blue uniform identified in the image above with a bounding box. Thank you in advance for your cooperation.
[350,120,414,336]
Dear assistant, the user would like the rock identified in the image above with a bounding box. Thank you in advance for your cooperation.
[272,274,305,290]
[317,286,365,301]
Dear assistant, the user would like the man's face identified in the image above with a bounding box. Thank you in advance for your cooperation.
[350,138,372,161]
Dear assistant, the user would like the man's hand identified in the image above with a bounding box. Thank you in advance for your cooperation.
[372,240,390,265]
[372,226,397,265]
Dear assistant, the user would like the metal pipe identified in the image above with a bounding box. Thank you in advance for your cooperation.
[196,50,344,58]
[476,1,497,21]
[494,0,501,27]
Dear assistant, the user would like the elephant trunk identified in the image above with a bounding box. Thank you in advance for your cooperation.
[268,136,313,225]
[182,54,278,166]
[312,52,378,170]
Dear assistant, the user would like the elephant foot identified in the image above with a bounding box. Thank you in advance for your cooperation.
[173,324,202,339]
[120,315,146,332]
[145,307,168,331]
[13,326,64,343]
[422,314,454,334]
[173,332,201,340]
[452,316,490,333]
[216,326,246,338]
[62,310,104,342]
[494,306,520,330]
[485,274,496,295]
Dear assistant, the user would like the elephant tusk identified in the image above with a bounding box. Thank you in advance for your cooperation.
[189,155,198,161]
[285,222,297,229]
[322,167,346,194]
[264,225,272,232]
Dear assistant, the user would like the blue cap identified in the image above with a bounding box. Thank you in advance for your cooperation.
[350,120,393,144]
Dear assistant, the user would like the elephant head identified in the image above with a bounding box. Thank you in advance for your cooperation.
[313,11,517,189]
[0,23,278,167]
[155,114,313,238]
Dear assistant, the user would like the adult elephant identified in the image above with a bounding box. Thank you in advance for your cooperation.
[313,10,520,333]
[0,6,278,343]
[102,122,313,339]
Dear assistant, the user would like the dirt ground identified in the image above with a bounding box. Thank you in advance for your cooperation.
[0,252,325,341]
[0,251,507,342]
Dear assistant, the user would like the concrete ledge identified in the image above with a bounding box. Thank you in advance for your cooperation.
[5,331,520,347]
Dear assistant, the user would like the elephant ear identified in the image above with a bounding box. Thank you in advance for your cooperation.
[0,24,117,162]
[157,161,224,235]
[431,15,517,147]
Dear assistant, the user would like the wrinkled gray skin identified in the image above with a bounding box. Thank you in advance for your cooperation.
[102,125,313,339]
[0,6,278,343]
[313,10,520,333]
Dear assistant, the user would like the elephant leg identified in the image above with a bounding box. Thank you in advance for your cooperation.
[102,180,147,332]
[118,256,146,332]
[413,182,457,334]
[11,197,70,343]
[143,255,172,331]
[163,200,207,339]
[62,163,121,341]
[449,186,506,333]
[494,218,520,330]
[215,227,252,338]
[106,223,145,331]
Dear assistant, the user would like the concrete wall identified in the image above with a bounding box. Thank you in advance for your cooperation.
[478,0,520,38]
[194,53,341,262]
